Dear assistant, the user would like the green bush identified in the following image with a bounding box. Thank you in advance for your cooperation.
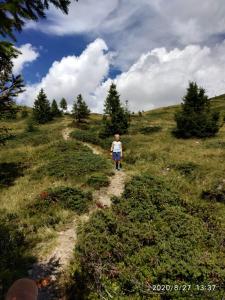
[72,174,225,299]
[0,212,32,297]
[25,118,36,133]
[30,186,92,215]
[70,129,102,146]
[169,162,199,177]
[205,140,225,149]
[72,121,90,130]
[139,126,162,134]
[123,150,140,164]
[20,108,29,118]
[0,162,27,188]
[34,141,111,180]
[87,174,110,189]
[201,182,225,203]
[71,129,130,151]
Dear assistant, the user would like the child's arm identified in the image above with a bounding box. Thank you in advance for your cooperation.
[111,142,114,152]
[121,142,123,157]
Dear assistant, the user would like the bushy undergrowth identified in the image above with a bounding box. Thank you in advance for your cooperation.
[204,140,225,149]
[0,211,33,298]
[169,162,199,177]
[71,174,225,299]
[7,130,51,147]
[202,181,225,203]
[34,140,110,180]
[139,125,162,134]
[70,129,130,151]
[0,162,27,188]
[28,187,92,222]
[87,174,110,189]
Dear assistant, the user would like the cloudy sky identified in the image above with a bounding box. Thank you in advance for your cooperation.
[14,0,225,112]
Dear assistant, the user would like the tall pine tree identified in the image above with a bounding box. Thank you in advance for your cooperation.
[51,99,61,117]
[60,97,67,112]
[101,83,129,137]
[33,89,52,124]
[174,82,220,138]
[0,0,74,143]
[73,94,90,123]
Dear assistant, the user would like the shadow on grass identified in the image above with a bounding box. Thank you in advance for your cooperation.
[0,221,35,299]
[30,257,62,300]
[0,162,26,188]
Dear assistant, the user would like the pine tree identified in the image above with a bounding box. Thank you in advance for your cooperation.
[73,94,90,123]
[0,0,73,144]
[174,82,220,138]
[51,99,61,118]
[33,89,52,124]
[0,1,73,41]
[0,42,24,119]
[20,106,29,118]
[100,83,129,137]
[60,98,67,112]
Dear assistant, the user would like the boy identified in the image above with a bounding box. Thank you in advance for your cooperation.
[111,134,123,171]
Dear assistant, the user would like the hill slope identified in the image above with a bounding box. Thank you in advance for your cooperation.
[0,97,225,299]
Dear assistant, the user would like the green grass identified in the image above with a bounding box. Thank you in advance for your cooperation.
[72,174,225,299]
[33,140,111,180]
[0,114,112,297]
[87,174,110,189]
[1,98,225,299]
[70,97,225,299]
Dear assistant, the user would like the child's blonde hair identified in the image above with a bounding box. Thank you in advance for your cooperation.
[114,134,120,140]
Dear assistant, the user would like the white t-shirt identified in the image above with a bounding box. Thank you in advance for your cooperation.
[112,141,122,152]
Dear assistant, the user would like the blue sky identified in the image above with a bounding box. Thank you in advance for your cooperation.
[15,32,90,83]
[13,0,225,112]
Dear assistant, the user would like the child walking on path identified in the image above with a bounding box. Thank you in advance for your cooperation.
[111,134,123,171]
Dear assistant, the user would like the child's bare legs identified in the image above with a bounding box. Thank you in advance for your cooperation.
[115,160,121,170]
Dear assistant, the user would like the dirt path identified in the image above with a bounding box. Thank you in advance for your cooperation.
[29,128,127,299]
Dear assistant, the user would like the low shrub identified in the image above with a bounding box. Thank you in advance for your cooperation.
[169,162,199,177]
[70,129,111,150]
[71,121,90,130]
[123,150,140,164]
[72,174,225,299]
[71,129,130,151]
[32,186,92,215]
[34,141,111,180]
[25,118,37,133]
[201,182,225,203]
[205,140,225,149]
[0,162,27,188]
[0,212,33,297]
[139,126,162,134]
[87,174,110,189]
[9,130,51,147]
[25,187,92,231]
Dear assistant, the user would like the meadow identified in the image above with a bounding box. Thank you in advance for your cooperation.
[0,114,111,297]
[0,95,225,299]
[69,95,225,299]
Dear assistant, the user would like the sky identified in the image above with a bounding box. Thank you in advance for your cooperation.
[13,0,225,112]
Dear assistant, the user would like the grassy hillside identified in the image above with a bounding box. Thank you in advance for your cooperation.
[69,97,225,299]
[0,114,112,297]
[0,96,225,299]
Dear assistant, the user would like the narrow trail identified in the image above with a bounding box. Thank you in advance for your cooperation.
[29,127,127,300]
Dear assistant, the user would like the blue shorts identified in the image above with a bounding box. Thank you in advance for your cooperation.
[112,152,121,161]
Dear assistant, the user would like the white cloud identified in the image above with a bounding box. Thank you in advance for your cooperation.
[24,0,225,69]
[12,44,39,74]
[18,39,110,110]
[93,42,225,112]
[18,39,225,113]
